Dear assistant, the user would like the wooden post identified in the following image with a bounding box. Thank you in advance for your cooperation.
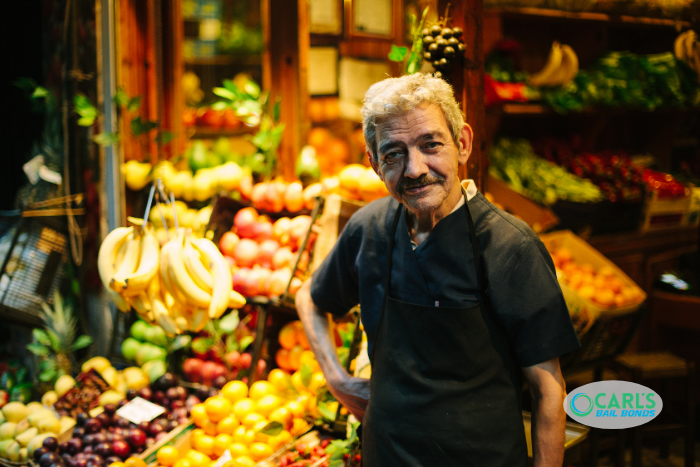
[440,0,485,190]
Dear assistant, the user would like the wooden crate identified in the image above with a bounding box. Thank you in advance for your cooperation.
[482,175,559,233]
[640,191,692,232]
[684,187,700,227]
[539,230,646,318]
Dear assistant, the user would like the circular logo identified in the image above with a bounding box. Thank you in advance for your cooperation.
[570,393,594,416]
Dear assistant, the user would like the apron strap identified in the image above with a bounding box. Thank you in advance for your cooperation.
[461,188,489,295]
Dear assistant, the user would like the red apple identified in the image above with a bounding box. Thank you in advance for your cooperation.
[239,353,252,370]
[219,232,240,257]
[233,208,259,239]
[234,239,259,268]
[256,239,279,268]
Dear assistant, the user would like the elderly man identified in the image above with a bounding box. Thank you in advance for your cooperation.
[296,73,580,466]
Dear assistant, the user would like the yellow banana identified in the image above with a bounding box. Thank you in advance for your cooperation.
[183,240,213,293]
[167,301,191,332]
[192,237,233,318]
[559,45,579,86]
[112,229,160,293]
[110,231,141,292]
[675,31,689,61]
[529,41,563,87]
[228,290,246,309]
[97,227,133,312]
[188,308,209,332]
[153,297,181,336]
[159,240,189,304]
[684,31,697,69]
[130,291,153,321]
[694,43,700,82]
[166,234,212,308]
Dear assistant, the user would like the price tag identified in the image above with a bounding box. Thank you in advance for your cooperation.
[116,397,166,424]
[213,450,232,467]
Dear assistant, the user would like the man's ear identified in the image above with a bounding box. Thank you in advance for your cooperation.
[458,124,474,167]
[368,151,383,181]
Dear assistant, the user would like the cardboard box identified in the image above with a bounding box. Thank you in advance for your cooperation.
[482,175,559,233]
[640,191,692,232]
[539,230,646,318]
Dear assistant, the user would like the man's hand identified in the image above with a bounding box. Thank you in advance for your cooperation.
[295,280,370,420]
[522,358,567,467]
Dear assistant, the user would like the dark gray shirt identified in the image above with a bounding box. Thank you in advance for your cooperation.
[310,192,580,367]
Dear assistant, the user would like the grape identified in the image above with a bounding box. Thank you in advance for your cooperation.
[424,52,432,61]
[436,38,447,50]
[421,28,430,37]
[452,27,463,39]
[458,43,465,52]
[447,37,460,46]
[428,43,439,53]
[423,35,435,45]
[430,25,442,36]
[443,46,455,58]
[441,28,453,39]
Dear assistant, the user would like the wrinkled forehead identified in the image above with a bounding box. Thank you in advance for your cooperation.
[375,104,451,142]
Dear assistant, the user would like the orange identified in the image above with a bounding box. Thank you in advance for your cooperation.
[228,442,249,457]
[275,348,291,371]
[308,372,326,394]
[296,326,310,350]
[592,289,615,307]
[249,381,276,401]
[267,368,291,392]
[242,412,266,428]
[614,294,627,308]
[191,403,208,427]
[192,434,215,457]
[232,425,248,444]
[124,458,147,467]
[290,418,309,437]
[268,430,292,450]
[205,396,232,423]
[244,429,256,446]
[579,263,595,274]
[222,381,248,403]
[156,446,180,467]
[286,401,304,418]
[554,247,572,264]
[191,428,206,442]
[339,164,367,193]
[185,450,211,467]
[213,434,234,458]
[249,443,274,462]
[269,407,293,429]
[216,415,240,435]
[607,278,623,294]
[233,398,256,420]
[567,273,583,291]
[109,463,125,467]
[308,127,332,149]
[232,457,255,467]
[278,323,297,350]
[291,371,309,394]
[201,419,218,436]
[173,459,192,467]
[254,394,282,417]
[598,265,616,277]
[288,345,304,371]
[299,351,320,373]
[578,285,595,300]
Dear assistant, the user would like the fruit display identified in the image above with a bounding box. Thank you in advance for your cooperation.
[421,24,466,80]
[674,30,700,83]
[147,201,213,247]
[155,159,253,204]
[489,138,604,205]
[268,438,331,467]
[98,220,246,335]
[528,42,580,88]
[641,168,688,198]
[220,207,311,299]
[123,161,153,192]
[120,321,168,367]
[182,108,245,131]
[306,128,353,178]
[249,180,314,214]
[0,362,33,406]
[531,137,646,203]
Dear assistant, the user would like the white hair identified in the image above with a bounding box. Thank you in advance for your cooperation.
[361,73,465,163]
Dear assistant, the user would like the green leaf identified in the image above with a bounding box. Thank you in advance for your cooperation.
[39,369,57,382]
[211,101,229,111]
[257,421,283,436]
[244,80,260,99]
[77,117,94,127]
[32,87,49,98]
[127,96,142,112]
[238,335,254,351]
[71,335,93,351]
[27,343,49,356]
[74,94,98,126]
[225,336,239,353]
[13,78,38,91]
[213,87,236,100]
[33,329,50,346]
[93,132,120,146]
[218,311,240,333]
[170,335,191,352]
[192,337,214,355]
[39,359,56,372]
[113,88,129,107]
[46,330,62,353]
[131,116,157,136]
[317,401,336,421]
[388,45,408,62]
[300,363,312,388]
[158,131,175,144]
[273,98,281,123]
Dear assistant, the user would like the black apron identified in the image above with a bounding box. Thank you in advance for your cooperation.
[361,190,528,467]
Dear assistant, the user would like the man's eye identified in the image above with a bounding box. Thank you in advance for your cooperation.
[424,141,441,150]
[383,152,402,162]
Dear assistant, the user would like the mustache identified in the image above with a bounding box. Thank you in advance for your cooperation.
[397,174,446,194]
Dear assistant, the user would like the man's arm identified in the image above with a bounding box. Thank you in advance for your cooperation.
[522,357,567,467]
[296,279,370,419]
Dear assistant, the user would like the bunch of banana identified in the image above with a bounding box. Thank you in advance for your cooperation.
[98,224,246,336]
[674,30,700,83]
[528,42,580,88]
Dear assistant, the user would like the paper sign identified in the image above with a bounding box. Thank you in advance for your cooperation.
[116,397,166,424]
[213,450,232,467]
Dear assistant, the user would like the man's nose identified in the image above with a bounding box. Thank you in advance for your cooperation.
[404,147,429,179]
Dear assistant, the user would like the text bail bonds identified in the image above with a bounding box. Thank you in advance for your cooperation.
[564,381,663,429]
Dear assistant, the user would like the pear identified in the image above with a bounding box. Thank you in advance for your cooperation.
[36,417,60,434]
[41,391,58,407]
[27,432,56,455]
[123,160,153,191]
[28,409,55,427]
[58,417,76,434]
[0,411,5,425]
[15,427,38,447]
[5,441,20,461]
[81,356,112,374]
[101,366,119,388]
[54,375,76,398]
[13,419,30,437]
[25,402,43,414]
[2,402,28,423]
[122,367,149,390]
[0,439,13,457]
[216,162,244,191]
[98,391,125,407]
[19,447,28,462]
[0,423,16,441]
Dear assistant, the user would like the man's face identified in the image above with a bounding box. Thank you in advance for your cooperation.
[370,104,472,215]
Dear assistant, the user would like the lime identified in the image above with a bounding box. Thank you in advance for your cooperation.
[130,320,150,342]
[121,338,142,362]
[144,326,168,347]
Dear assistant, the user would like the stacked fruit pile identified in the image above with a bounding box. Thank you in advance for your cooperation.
[674,30,700,83]
[157,379,318,467]
[219,208,311,299]
[120,321,169,368]
[98,224,246,335]
[147,202,213,247]
[261,439,331,467]
[421,24,466,79]
[306,128,353,178]
[249,180,317,214]
[550,247,644,308]
[157,159,252,204]
[0,401,76,464]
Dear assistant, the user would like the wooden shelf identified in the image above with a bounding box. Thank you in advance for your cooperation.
[487,6,691,28]
[184,55,261,66]
[189,126,258,138]
[488,103,700,116]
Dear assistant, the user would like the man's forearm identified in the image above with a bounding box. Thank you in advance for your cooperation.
[295,280,347,386]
